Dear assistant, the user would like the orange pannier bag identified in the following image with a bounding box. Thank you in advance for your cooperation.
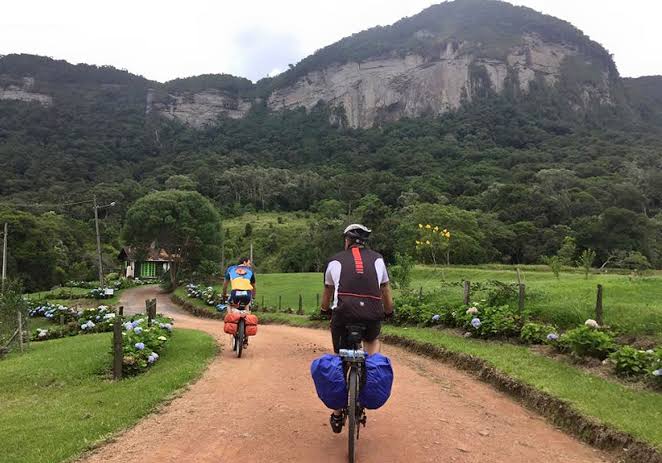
[224,312,241,335]
[245,314,259,336]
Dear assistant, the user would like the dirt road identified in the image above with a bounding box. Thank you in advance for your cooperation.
[81,286,609,463]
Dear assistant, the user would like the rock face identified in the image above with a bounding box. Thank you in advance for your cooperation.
[0,77,52,106]
[152,90,252,128]
[268,34,613,128]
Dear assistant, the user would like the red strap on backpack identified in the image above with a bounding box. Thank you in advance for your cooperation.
[351,247,364,274]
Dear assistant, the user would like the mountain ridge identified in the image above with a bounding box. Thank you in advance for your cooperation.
[2,0,655,128]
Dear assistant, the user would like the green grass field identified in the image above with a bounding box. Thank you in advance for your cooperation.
[0,329,216,463]
[181,265,662,340]
[224,211,311,234]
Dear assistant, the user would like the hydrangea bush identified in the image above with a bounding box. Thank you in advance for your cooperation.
[186,283,223,307]
[120,315,174,375]
[29,302,79,323]
[609,346,657,378]
[520,322,560,344]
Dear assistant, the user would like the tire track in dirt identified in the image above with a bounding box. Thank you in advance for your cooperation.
[80,286,610,463]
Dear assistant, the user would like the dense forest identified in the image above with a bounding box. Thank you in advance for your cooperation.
[1,0,662,290]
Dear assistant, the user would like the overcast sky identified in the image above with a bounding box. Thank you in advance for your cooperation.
[1,0,659,82]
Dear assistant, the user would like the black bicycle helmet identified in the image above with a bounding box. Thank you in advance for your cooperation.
[343,223,372,244]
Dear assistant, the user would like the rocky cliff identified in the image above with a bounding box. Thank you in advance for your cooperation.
[268,34,613,128]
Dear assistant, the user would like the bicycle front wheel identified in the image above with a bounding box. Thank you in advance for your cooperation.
[348,367,358,463]
[236,319,245,358]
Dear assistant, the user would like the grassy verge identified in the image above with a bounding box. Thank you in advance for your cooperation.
[252,312,662,458]
[0,329,217,463]
[179,265,662,341]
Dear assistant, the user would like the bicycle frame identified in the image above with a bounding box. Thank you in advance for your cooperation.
[338,325,368,463]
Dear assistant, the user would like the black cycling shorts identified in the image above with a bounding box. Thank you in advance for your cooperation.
[230,290,252,305]
[330,319,381,353]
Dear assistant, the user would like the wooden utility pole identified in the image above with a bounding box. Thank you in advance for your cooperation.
[93,195,104,286]
[250,241,254,264]
[1,222,7,293]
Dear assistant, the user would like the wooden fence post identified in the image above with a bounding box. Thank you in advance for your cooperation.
[119,305,124,317]
[298,294,303,311]
[261,295,264,308]
[112,314,123,380]
[17,311,24,352]
[316,293,320,308]
[419,287,423,299]
[278,295,282,311]
[463,281,471,305]
[595,284,604,325]
[146,299,156,326]
[518,284,526,314]
[60,314,65,327]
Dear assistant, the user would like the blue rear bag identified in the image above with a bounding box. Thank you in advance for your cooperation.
[310,354,348,410]
[359,353,394,409]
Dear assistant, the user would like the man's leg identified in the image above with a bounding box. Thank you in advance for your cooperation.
[362,321,382,355]
[363,339,381,355]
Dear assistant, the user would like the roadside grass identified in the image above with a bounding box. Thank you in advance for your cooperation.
[254,311,662,450]
[0,329,217,463]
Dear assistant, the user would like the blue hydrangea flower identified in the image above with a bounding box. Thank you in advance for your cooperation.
[134,327,143,335]
[431,314,441,322]
[471,318,482,329]
[135,342,145,350]
[653,369,662,377]
[124,322,133,331]
[547,333,559,341]
[147,355,156,364]
[152,352,159,359]
[163,323,172,332]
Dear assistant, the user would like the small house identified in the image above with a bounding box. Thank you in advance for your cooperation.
[118,246,173,279]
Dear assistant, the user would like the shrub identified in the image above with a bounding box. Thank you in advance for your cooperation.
[28,302,78,322]
[32,323,78,341]
[562,326,616,359]
[120,314,174,376]
[78,306,117,332]
[610,346,656,378]
[185,283,222,307]
[389,253,415,290]
[89,287,114,299]
[520,322,559,344]
[460,304,522,338]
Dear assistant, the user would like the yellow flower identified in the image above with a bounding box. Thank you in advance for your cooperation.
[445,232,451,239]
[418,224,423,228]
[425,240,431,245]
[425,224,431,229]
[415,240,421,245]
[434,226,439,231]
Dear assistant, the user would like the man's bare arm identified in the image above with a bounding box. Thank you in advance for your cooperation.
[321,285,334,311]
[381,283,394,315]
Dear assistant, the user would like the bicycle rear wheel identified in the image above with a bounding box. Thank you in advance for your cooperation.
[236,319,245,358]
[348,367,358,463]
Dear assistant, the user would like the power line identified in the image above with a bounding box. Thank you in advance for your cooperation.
[0,199,94,209]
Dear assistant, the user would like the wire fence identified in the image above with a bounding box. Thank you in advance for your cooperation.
[0,285,30,357]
